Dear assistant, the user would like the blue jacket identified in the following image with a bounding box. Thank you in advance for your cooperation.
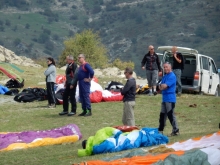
[78,63,94,81]
[161,72,176,103]
[0,85,9,94]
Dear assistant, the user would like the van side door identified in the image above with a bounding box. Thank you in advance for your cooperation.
[210,59,219,95]
[200,56,210,94]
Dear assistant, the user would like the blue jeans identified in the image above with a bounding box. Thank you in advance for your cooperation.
[173,69,182,93]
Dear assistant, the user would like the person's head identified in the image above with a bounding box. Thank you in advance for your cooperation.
[124,67,133,79]
[171,46,177,54]
[163,62,172,74]
[47,57,55,66]
[66,55,74,64]
[78,54,85,64]
[148,45,154,54]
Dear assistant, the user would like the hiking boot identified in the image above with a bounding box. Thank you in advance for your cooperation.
[68,112,76,116]
[177,93,181,97]
[84,110,92,117]
[48,104,56,108]
[170,129,179,136]
[153,91,158,96]
[78,111,87,116]
[59,111,68,115]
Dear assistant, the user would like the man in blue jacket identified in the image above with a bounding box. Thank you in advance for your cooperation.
[158,62,179,136]
[77,54,94,117]
[121,67,136,126]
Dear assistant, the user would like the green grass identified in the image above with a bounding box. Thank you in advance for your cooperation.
[0,65,220,165]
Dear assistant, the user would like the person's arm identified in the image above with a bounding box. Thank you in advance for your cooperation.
[156,54,162,71]
[85,64,94,79]
[160,74,176,91]
[174,53,182,63]
[121,80,133,95]
[44,66,54,76]
[141,54,147,69]
[70,68,78,86]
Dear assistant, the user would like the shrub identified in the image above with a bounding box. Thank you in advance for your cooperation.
[13,38,21,46]
[44,41,54,51]
[112,58,134,70]
[25,23,30,29]
[59,29,108,68]
[195,26,209,38]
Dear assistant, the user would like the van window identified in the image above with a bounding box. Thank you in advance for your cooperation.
[201,56,209,70]
[211,60,218,74]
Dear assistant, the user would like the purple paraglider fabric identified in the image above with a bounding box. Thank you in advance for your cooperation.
[0,124,82,151]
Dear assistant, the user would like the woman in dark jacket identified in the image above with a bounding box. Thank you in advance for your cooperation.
[44,57,56,108]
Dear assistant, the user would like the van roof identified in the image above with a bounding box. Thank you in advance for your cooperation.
[158,46,198,54]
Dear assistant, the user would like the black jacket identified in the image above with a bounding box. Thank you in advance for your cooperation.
[173,52,184,70]
[65,62,77,85]
[141,52,161,71]
[121,77,136,102]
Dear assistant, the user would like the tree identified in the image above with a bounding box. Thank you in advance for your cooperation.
[5,19,11,26]
[59,29,108,68]
[195,26,209,38]
[38,33,49,43]
[13,38,21,46]
[45,41,54,51]
[25,23,30,29]
[92,5,101,14]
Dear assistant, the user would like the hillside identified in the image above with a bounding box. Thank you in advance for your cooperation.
[0,0,219,76]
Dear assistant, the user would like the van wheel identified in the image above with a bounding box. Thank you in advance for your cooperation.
[215,86,220,97]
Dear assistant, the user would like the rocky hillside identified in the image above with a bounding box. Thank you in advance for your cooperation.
[0,45,41,67]
[0,0,219,76]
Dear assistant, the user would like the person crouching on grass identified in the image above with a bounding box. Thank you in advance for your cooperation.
[121,67,136,126]
[158,62,179,136]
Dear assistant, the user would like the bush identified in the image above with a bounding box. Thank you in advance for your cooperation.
[59,29,108,68]
[52,34,59,40]
[195,26,209,38]
[13,38,21,46]
[43,28,51,35]
[61,2,68,6]
[25,23,30,29]
[5,19,11,26]
[93,5,101,14]
[0,20,3,26]
[112,58,134,70]
[38,33,49,43]
[136,16,143,24]
[44,41,54,51]
[69,15,78,20]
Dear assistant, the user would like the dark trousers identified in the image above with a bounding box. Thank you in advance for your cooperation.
[63,84,77,113]
[46,82,56,105]
[79,80,91,111]
[158,102,178,132]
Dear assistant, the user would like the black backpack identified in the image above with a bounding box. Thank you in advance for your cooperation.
[5,79,24,88]
[14,88,47,102]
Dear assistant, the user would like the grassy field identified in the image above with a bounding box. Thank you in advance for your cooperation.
[0,65,220,165]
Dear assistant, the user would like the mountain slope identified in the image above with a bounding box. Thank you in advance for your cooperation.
[0,0,219,76]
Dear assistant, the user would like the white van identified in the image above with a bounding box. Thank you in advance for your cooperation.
[157,46,220,96]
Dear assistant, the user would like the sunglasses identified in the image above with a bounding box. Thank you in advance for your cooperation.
[150,48,154,50]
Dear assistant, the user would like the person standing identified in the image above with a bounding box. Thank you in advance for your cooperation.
[172,46,184,96]
[77,54,94,117]
[121,67,136,126]
[44,57,56,108]
[141,45,161,96]
[158,62,179,136]
[59,55,78,116]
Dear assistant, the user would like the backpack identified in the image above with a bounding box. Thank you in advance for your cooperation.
[5,79,24,88]
[14,88,47,102]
